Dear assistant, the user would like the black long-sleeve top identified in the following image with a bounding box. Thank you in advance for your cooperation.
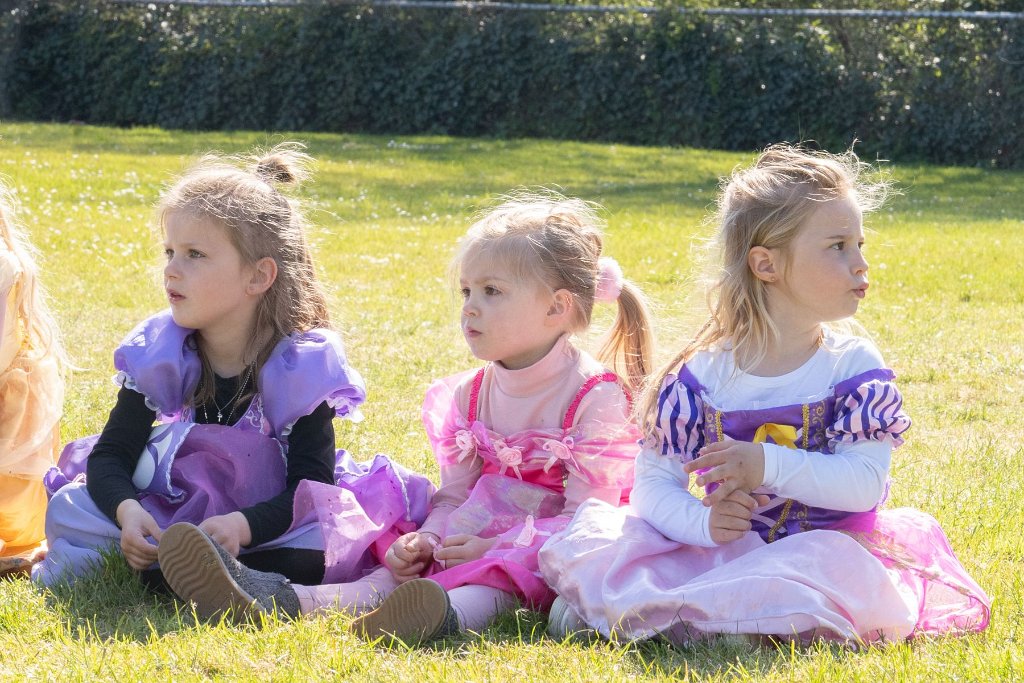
[85,375,336,547]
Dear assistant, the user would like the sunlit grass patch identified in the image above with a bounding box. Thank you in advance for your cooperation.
[0,122,1019,681]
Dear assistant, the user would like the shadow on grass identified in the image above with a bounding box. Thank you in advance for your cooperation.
[402,607,867,679]
[42,549,202,642]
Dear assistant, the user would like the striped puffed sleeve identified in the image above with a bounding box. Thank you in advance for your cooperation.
[649,367,706,462]
[828,368,911,449]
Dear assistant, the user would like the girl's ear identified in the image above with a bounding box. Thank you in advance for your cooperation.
[747,246,779,283]
[546,288,573,324]
[247,257,278,295]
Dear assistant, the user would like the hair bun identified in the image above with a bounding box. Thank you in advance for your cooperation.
[251,142,312,186]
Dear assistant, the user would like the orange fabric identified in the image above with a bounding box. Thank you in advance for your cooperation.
[0,474,48,554]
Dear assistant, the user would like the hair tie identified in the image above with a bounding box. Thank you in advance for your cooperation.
[595,257,624,303]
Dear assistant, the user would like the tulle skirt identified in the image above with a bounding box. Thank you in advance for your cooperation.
[0,348,62,562]
[427,473,567,609]
[538,499,990,644]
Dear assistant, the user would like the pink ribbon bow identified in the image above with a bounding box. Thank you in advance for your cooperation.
[542,436,575,472]
[454,429,478,463]
[496,441,524,479]
[513,515,552,548]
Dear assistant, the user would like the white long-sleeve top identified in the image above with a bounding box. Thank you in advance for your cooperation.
[631,332,910,547]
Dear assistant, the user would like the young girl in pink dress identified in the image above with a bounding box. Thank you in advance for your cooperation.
[539,144,991,645]
[0,181,66,576]
[157,192,654,641]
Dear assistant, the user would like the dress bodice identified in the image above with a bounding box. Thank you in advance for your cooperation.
[425,361,638,497]
[655,344,911,543]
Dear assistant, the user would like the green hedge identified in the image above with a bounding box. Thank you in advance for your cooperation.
[5,1,1022,167]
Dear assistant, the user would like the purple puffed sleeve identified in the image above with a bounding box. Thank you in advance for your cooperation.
[259,328,367,438]
[113,310,200,420]
[646,367,705,462]
[828,368,911,449]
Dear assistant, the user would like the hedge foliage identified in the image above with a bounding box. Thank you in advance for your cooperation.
[4,1,1022,167]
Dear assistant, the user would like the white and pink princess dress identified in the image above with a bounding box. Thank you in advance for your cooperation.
[34,311,434,587]
[539,332,990,644]
[417,335,638,610]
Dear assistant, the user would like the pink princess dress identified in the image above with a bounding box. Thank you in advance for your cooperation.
[418,336,639,610]
[539,339,991,644]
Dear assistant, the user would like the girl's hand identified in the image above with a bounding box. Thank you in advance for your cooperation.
[198,512,252,557]
[708,489,766,545]
[385,532,439,583]
[116,499,162,570]
[684,441,766,507]
[434,534,497,568]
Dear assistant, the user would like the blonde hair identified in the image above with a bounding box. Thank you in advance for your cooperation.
[454,191,654,391]
[637,143,891,437]
[158,142,330,406]
[0,181,67,370]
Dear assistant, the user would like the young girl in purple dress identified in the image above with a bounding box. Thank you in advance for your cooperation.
[34,144,433,592]
[539,144,991,644]
[156,191,654,640]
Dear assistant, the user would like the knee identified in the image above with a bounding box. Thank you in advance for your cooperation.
[46,482,90,515]
[44,483,106,534]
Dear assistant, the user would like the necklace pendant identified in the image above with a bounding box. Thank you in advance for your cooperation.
[217,410,223,422]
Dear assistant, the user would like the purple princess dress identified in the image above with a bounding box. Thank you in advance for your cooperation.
[33,311,434,587]
[539,346,991,644]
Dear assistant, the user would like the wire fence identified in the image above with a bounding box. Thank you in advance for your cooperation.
[106,0,1024,21]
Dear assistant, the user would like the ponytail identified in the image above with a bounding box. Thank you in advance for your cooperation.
[595,278,654,394]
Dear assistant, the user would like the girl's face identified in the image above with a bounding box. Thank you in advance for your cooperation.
[163,212,260,343]
[771,194,869,328]
[459,249,566,370]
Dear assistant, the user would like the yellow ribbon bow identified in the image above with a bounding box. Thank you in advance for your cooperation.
[752,423,798,450]
[752,422,800,543]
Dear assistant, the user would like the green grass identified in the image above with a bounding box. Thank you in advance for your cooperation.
[1,122,1021,681]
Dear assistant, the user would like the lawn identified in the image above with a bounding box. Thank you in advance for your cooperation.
[0,122,1020,681]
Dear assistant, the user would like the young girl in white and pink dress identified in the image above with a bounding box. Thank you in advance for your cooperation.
[157,192,654,641]
[539,144,991,645]
[0,181,66,576]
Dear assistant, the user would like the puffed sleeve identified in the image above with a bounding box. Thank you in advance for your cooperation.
[113,310,200,419]
[648,368,706,461]
[828,369,911,449]
[259,328,366,439]
[421,369,485,467]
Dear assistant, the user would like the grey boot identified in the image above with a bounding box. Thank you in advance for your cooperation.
[159,522,301,624]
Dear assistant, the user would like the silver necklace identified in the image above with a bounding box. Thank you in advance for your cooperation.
[203,362,255,425]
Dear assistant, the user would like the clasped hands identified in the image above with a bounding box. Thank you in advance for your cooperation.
[684,440,771,545]
[385,531,497,582]
[115,499,251,570]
